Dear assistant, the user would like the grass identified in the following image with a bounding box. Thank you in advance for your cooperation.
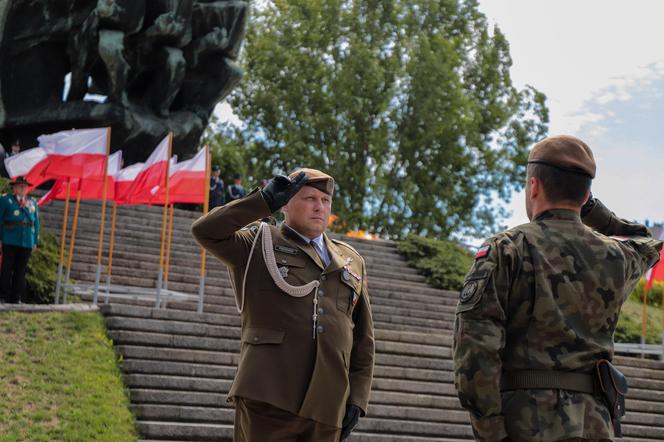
[0,312,137,442]
[616,298,664,344]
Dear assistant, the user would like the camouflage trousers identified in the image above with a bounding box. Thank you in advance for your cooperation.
[502,389,613,442]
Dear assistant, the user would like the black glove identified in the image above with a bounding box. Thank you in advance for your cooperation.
[340,404,362,441]
[260,172,308,212]
[581,197,649,237]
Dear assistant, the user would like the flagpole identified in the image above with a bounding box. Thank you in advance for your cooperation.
[163,203,174,294]
[104,201,118,304]
[641,281,649,356]
[54,179,72,304]
[156,132,173,308]
[93,127,111,305]
[198,144,211,313]
[63,189,82,304]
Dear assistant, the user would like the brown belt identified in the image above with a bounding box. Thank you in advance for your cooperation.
[501,370,595,394]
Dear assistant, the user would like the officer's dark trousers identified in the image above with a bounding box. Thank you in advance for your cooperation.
[234,397,341,442]
[0,244,32,303]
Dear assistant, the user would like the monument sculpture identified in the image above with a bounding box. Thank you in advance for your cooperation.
[0,0,248,163]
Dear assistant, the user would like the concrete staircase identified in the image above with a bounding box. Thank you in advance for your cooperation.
[39,200,664,441]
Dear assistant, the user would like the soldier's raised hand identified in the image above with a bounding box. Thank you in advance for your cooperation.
[260,172,309,212]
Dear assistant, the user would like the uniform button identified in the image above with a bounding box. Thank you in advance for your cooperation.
[253,336,259,342]
[318,307,324,315]
[321,275,327,281]
[317,325,324,334]
[318,290,325,297]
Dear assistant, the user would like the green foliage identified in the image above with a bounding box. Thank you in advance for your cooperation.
[218,0,549,239]
[627,278,663,307]
[397,234,473,291]
[615,298,662,344]
[0,312,138,441]
[26,231,61,304]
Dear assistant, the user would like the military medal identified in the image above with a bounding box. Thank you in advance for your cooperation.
[343,264,361,281]
[13,210,19,216]
[278,266,289,278]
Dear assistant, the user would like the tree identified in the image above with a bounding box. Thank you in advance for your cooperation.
[220,0,548,239]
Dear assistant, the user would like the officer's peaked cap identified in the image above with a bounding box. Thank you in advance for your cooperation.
[288,168,335,196]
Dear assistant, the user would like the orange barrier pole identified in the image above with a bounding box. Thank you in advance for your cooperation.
[63,189,82,303]
[93,127,112,304]
[104,201,118,304]
[156,132,173,307]
[164,203,175,290]
[55,179,72,304]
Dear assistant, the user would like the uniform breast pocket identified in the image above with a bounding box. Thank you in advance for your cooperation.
[337,275,361,314]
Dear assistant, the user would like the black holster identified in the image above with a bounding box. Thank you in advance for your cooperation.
[595,359,628,437]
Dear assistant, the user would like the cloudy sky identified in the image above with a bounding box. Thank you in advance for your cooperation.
[477,0,664,228]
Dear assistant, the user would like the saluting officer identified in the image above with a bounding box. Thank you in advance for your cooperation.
[192,168,374,442]
[453,135,662,441]
[0,176,39,304]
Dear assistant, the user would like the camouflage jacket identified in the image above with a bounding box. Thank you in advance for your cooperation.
[453,209,662,442]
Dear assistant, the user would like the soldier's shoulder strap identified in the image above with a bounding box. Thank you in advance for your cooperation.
[331,238,364,260]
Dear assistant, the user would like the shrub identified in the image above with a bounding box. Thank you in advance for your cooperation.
[397,234,473,291]
[26,231,61,303]
[627,278,663,307]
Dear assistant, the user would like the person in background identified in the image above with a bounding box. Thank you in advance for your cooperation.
[0,176,39,304]
[0,139,20,178]
[9,140,20,157]
[209,165,225,208]
[227,173,246,201]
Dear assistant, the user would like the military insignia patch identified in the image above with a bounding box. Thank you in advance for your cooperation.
[460,281,478,302]
[352,291,359,306]
[278,266,289,278]
[342,269,351,281]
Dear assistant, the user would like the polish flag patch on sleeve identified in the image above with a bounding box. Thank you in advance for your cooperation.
[475,244,491,259]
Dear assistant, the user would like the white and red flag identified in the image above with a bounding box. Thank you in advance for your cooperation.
[114,162,144,204]
[4,147,52,190]
[644,229,664,292]
[119,135,170,205]
[154,148,206,204]
[38,127,108,179]
[38,151,123,206]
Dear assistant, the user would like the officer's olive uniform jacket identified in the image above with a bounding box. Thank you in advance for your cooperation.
[0,194,39,249]
[192,190,375,428]
[453,209,662,442]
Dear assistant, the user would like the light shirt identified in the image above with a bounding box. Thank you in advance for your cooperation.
[284,223,331,267]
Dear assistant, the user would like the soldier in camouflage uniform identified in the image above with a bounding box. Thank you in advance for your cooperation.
[453,135,662,441]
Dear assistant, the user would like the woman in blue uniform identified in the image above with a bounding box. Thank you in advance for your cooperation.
[0,176,39,303]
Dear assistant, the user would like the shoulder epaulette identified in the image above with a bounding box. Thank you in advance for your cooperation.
[331,238,363,258]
